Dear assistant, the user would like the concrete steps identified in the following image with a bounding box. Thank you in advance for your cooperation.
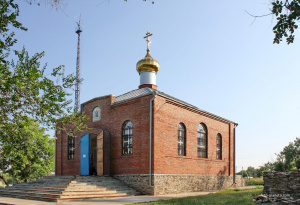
[0,175,139,202]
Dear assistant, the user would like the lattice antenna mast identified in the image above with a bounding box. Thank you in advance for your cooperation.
[75,17,82,112]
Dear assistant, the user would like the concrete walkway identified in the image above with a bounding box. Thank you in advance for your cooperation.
[0,186,257,205]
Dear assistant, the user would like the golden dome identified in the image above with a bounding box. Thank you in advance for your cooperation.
[136,49,160,74]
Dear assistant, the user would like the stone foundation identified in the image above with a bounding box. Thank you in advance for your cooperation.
[153,174,244,195]
[263,171,300,198]
[114,174,154,195]
[115,174,245,195]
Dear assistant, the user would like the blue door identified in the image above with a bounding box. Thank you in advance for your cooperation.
[80,134,89,175]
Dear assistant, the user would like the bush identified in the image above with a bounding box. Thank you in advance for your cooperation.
[7,178,14,185]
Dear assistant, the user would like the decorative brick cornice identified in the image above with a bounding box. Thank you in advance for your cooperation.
[139,84,157,90]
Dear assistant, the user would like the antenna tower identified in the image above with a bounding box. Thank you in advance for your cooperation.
[75,17,82,112]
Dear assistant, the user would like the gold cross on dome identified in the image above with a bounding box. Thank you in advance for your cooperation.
[144,31,153,50]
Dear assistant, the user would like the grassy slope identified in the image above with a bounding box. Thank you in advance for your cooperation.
[247,178,264,185]
[133,187,263,205]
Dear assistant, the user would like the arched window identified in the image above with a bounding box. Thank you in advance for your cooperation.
[178,123,186,156]
[68,136,75,160]
[197,123,207,158]
[92,106,101,122]
[216,134,222,160]
[122,121,133,155]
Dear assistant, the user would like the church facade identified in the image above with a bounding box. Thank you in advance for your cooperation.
[55,33,244,195]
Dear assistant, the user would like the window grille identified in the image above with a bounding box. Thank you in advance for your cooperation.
[68,136,75,160]
[178,123,186,156]
[216,134,222,160]
[197,123,207,158]
[122,121,133,155]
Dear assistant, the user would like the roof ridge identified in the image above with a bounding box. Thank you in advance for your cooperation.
[114,87,154,104]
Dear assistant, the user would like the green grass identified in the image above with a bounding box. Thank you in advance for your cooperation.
[133,186,263,205]
[247,178,264,185]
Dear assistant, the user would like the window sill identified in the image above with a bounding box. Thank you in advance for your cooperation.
[166,155,192,159]
[111,154,141,159]
[66,159,76,163]
[165,155,228,162]
[121,154,140,157]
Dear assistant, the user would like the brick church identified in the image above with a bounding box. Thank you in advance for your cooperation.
[55,32,244,195]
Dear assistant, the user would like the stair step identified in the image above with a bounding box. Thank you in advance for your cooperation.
[3,194,58,202]
[69,182,124,186]
[0,175,139,202]
[3,186,68,191]
[10,184,69,188]
[67,184,125,188]
[0,191,60,199]
[59,193,129,199]
[65,187,134,191]
[62,190,118,195]
[0,189,63,194]
[71,180,122,184]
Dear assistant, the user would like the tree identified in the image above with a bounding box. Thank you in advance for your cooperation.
[248,0,300,44]
[0,116,54,186]
[273,137,300,171]
[247,138,300,174]
[271,0,300,44]
[237,138,300,176]
[256,166,268,177]
[0,0,88,134]
[236,166,269,178]
[25,0,155,8]
[0,0,27,62]
[25,0,299,44]
[0,0,88,184]
[246,166,257,177]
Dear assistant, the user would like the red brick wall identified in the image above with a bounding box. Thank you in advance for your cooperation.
[103,131,111,175]
[152,95,235,176]
[55,127,81,176]
[55,124,62,176]
[56,93,236,177]
[56,95,153,176]
[107,96,152,175]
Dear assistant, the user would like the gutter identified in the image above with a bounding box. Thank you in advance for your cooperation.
[149,91,158,187]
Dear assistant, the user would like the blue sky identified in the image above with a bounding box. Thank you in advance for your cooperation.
[14,0,300,171]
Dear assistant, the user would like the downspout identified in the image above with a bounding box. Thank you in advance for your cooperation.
[54,130,56,176]
[229,123,231,176]
[149,91,158,187]
[234,123,238,187]
[61,124,63,176]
